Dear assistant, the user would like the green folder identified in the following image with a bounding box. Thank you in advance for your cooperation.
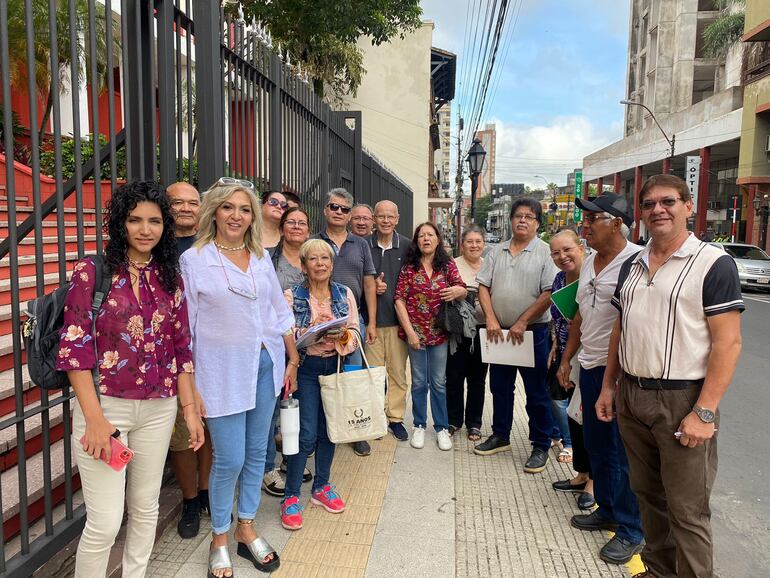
[551,279,579,320]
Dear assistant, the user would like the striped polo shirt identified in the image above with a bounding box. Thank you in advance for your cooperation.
[612,234,744,380]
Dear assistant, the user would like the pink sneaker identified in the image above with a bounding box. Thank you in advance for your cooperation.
[310,485,346,513]
[280,496,303,530]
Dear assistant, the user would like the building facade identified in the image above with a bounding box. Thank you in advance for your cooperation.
[583,0,743,241]
[474,123,497,198]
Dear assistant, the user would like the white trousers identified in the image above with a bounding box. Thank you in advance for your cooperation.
[73,395,176,578]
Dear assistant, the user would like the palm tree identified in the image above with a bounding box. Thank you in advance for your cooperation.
[4,0,119,145]
[703,0,746,59]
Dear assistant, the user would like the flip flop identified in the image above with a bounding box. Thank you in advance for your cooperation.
[557,447,573,463]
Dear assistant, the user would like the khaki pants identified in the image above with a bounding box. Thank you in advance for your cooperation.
[73,395,177,578]
[617,377,718,578]
[366,326,409,423]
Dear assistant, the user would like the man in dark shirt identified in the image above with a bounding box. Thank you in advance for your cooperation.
[365,201,411,441]
[166,181,211,539]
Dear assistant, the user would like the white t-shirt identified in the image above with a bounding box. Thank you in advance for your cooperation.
[577,241,642,369]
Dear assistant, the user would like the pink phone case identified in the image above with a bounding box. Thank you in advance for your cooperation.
[80,434,134,471]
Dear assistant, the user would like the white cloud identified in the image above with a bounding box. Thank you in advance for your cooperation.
[455,116,623,188]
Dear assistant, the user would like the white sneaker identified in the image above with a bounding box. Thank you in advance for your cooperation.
[410,426,425,449]
[437,429,453,451]
[262,469,285,497]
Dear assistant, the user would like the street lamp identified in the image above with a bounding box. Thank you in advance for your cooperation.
[620,99,675,160]
[466,138,487,222]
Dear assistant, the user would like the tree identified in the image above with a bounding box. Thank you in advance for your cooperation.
[235,0,422,100]
[703,0,745,59]
[468,194,493,228]
[4,1,118,144]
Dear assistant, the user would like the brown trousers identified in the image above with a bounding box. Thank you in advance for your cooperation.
[365,325,409,422]
[616,377,718,578]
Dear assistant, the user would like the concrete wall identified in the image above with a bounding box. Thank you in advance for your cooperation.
[737,80,770,182]
[340,23,434,225]
[745,0,770,34]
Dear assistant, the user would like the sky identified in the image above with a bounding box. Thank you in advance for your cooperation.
[420,0,631,188]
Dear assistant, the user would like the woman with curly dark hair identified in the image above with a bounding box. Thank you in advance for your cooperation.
[394,222,467,451]
[57,180,204,577]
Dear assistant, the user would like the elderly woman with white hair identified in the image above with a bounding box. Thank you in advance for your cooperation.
[181,178,300,577]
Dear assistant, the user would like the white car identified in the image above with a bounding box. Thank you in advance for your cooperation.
[720,243,770,290]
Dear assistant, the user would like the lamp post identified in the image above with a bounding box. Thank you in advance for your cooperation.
[620,99,675,162]
[466,138,487,223]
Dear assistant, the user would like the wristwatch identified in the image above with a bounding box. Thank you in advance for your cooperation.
[692,405,716,424]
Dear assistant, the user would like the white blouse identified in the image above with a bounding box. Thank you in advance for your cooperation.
[180,243,294,418]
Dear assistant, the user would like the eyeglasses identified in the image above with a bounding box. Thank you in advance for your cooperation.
[284,219,308,228]
[327,202,352,214]
[265,197,289,211]
[640,197,682,211]
[375,215,397,221]
[583,213,614,224]
[216,250,258,300]
[512,214,538,222]
[351,216,372,223]
[216,177,254,190]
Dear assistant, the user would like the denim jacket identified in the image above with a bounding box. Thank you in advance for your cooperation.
[291,281,350,361]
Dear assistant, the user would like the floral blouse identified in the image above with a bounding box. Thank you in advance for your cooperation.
[56,257,194,399]
[394,260,465,346]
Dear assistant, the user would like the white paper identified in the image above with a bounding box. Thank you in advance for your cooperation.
[295,315,349,349]
[479,329,535,367]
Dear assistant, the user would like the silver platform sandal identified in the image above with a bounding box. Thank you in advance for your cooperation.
[235,519,281,573]
[208,544,233,578]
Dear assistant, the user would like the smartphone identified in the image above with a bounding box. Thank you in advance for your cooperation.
[80,430,134,472]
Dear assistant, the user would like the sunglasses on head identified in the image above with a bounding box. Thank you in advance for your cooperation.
[216,177,254,190]
[265,197,289,210]
[327,202,352,214]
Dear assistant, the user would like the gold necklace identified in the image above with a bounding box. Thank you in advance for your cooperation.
[214,240,246,251]
[128,255,153,269]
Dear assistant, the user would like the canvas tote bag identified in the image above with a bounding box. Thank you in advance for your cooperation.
[318,332,387,443]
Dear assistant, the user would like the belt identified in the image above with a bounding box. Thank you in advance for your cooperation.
[526,322,548,331]
[624,372,704,390]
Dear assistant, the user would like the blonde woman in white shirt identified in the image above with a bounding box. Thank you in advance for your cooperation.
[180,179,300,578]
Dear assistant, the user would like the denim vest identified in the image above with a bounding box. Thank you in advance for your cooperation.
[291,281,350,360]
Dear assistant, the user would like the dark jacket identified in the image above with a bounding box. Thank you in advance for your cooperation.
[366,233,411,327]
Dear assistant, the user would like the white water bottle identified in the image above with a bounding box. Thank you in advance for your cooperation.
[279,397,300,456]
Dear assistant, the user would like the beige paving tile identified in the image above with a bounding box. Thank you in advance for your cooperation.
[316,566,365,578]
[347,487,386,506]
[304,505,346,522]
[320,542,370,568]
[292,519,339,541]
[339,504,381,525]
[349,473,390,492]
[356,461,391,477]
[331,522,377,545]
[272,560,320,578]
[280,538,329,565]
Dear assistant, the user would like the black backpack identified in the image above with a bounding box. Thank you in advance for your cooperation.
[22,255,112,390]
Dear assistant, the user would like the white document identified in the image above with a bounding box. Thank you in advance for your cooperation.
[295,315,349,349]
[479,329,535,367]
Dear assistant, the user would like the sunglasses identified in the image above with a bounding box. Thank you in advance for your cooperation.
[640,197,682,211]
[265,197,289,211]
[216,177,254,189]
[327,202,352,214]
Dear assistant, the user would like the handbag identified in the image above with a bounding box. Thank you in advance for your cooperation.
[318,332,387,444]
[546,350,570,401]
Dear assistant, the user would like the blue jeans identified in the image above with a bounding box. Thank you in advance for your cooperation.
[489,325,556,452]
[580,365,643,544]
[284,354,338,499]
[263,397,280,475]
[408,342,449,432]
[551,398,572,448]
[206,348,277,535]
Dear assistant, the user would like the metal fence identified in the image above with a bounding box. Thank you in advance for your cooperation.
[0,1,413,575]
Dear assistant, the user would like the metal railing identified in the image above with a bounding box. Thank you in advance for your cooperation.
[0,1,412,575]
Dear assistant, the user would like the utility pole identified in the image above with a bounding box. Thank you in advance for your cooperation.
[454,114,464,255]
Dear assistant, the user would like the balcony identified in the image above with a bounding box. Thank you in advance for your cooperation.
[743,42,770,85]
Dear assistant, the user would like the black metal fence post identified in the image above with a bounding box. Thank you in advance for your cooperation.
[269,52,283,191]
[156,0,176,187]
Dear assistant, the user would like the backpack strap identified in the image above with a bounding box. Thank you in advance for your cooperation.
[89,255,112,395]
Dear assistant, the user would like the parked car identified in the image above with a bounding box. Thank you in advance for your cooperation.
[719,242,770,290]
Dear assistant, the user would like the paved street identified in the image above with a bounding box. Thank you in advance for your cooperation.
[711,290,770,577]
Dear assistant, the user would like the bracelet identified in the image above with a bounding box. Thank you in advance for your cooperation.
[181,401,195,409]
[287,359,299,367]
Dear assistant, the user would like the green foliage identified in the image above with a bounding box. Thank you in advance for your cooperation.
[703,0,745,59]
[40,133,127,181]
[235,0,422,99]
[467,194,493,228]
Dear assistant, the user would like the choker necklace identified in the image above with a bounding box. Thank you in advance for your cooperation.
[128,255,153,269]
[214,240,246,251]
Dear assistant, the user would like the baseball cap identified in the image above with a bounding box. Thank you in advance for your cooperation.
[576,193,633,226]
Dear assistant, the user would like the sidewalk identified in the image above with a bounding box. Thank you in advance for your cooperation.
[146,379,641,577]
